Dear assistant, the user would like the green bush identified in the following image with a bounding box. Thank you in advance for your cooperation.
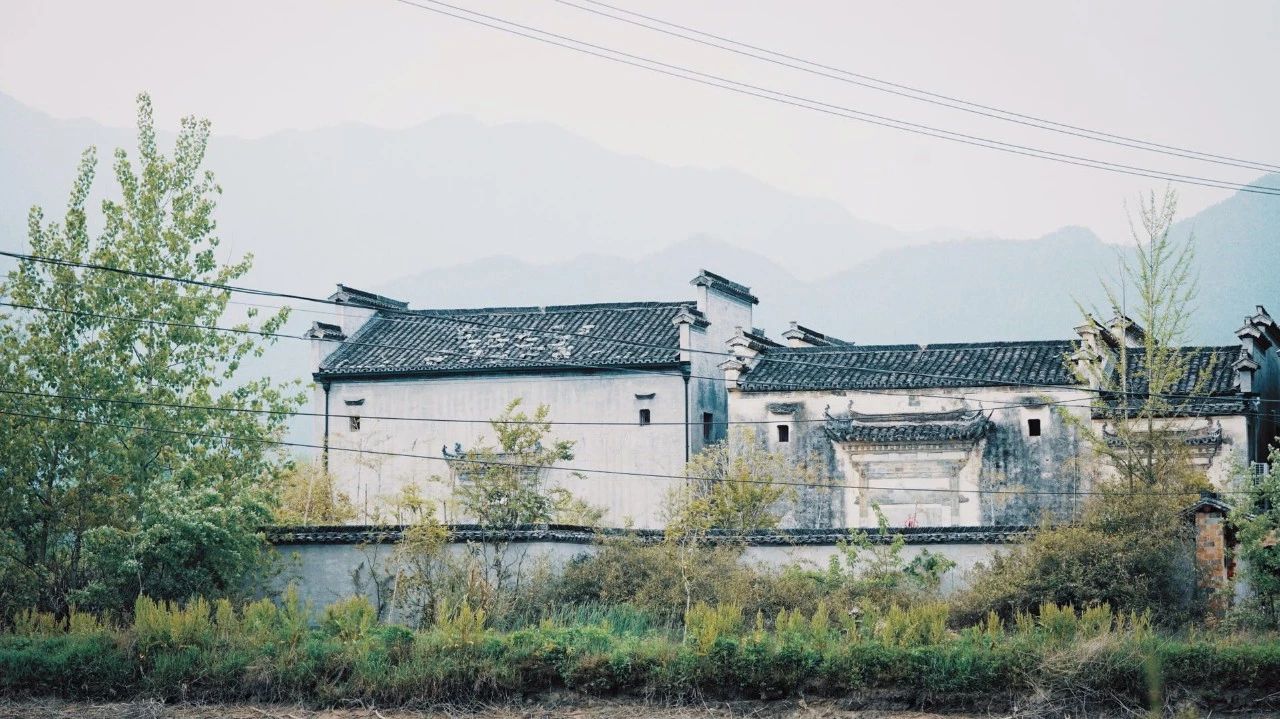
[2,595,1279,710]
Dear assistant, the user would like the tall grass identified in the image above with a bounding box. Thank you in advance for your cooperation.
[0,596,1277,711]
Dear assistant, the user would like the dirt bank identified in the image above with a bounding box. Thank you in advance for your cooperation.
[0,700,976,719]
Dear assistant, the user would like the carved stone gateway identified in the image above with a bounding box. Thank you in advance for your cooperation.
[824,406,991,527]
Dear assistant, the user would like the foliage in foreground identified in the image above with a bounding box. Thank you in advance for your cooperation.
[2,594,1278,712]
[0,94,301,619]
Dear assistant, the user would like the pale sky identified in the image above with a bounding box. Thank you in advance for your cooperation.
[3,0,1278,248]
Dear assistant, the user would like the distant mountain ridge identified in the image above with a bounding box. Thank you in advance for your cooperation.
[0,91,952,289]
[3,90,1277,362]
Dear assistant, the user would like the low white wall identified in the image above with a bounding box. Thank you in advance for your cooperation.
[271,536,1011,611]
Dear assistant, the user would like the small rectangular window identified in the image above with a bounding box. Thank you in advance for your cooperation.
[1027,418,1041,437]
[702,412,714,441]
[908,395,920,407]
[777,424,790,443]
[638,408,651,425]
[349,415,361,431]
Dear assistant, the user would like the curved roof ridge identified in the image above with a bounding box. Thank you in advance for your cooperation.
[404,300,694,317]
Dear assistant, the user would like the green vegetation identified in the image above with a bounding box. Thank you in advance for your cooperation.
[0,94,301,619]
[1232,447,1280,628]
[955,188,1217,627]
[3,595,1278,711]
[2,97,1276,714]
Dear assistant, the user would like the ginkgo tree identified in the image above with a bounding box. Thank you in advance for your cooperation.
[0,94,303,618]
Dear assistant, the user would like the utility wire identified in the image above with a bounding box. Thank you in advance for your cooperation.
[0,405,1248,497]
[386,0,1280,196]
[0,386,1121,431]
[3,249,1270,406]
[0,298,1141,421]
[559,0,1280,174]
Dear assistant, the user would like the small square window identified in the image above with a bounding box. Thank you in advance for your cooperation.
[908,395,920,407]
[638,408,651,425]
[349,415,361,432]
[777,425,790,443]
[702,412,714,441]
[1027,418,1041,437]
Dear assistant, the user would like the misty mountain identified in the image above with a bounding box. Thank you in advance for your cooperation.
[4,89,1277,384]
[0,91,946,290]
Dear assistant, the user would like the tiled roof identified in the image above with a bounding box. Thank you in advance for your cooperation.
[1095,345,1246,416]
[317,301,692,378]
[740,339,1249,417]
[739,340,1078,391]
[824,408,992,443]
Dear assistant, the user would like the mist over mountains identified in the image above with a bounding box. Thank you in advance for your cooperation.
[3,89,1277,358]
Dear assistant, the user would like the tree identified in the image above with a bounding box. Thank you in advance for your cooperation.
[448,399,583,609]
[1072,187,1212,491]
[274,459,356,526]
[664,427,800,631]
[1231,447,1280,627]
[959,188,1210,625]
[0,94,302,617]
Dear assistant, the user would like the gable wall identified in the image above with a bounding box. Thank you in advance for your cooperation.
[319,370,689,528]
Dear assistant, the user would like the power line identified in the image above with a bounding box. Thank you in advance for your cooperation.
[386,0,1280,196]
[0,386,1122,432]
[0,404,1247,498]
[3,249,1272,406]
[558,0,1280,175]
[0,297,1135,421]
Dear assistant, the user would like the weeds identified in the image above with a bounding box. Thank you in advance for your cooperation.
[0,595,1277,711]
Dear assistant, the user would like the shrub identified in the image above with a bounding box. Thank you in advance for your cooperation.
[684,602,743,652]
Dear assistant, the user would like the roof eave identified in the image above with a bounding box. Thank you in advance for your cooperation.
[314,360,689,383]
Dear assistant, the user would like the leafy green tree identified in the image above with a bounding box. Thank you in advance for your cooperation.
[0,94,302,617]
[664,427,801,632]
[448,399,583,608]
[1232,447,1280,627]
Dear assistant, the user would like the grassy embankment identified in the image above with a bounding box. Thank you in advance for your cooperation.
[2,595,1279,712]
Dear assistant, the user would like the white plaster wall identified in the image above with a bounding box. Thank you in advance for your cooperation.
[321,371,688,528]
[742,542,1004,594]
[687,290,755,454]
[731,384,1254,527]
[1085,413,1251,489]
[274,539,1006,611]
[275,541,594,615]
[728,385,1095,528]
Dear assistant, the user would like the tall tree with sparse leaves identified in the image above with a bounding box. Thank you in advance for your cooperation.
[0,94,303,618]
[1073,187,1212,491]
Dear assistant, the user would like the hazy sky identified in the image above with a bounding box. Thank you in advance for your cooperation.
[3,0,1278,249]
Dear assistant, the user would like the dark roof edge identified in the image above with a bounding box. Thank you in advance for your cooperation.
[315,361,689,383]
[266,523,1035,546]
[756,339,1077,355]
[691,269,760,305]
[398,300,695,317]
[331,284,409,310]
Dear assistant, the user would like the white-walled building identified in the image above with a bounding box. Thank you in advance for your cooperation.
[307,265,1280,531]
[723,308,1280,529]
[306,270,757,528]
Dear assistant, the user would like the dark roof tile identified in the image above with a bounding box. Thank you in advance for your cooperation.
[739,340,1078,391]
[318,301,692,377]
